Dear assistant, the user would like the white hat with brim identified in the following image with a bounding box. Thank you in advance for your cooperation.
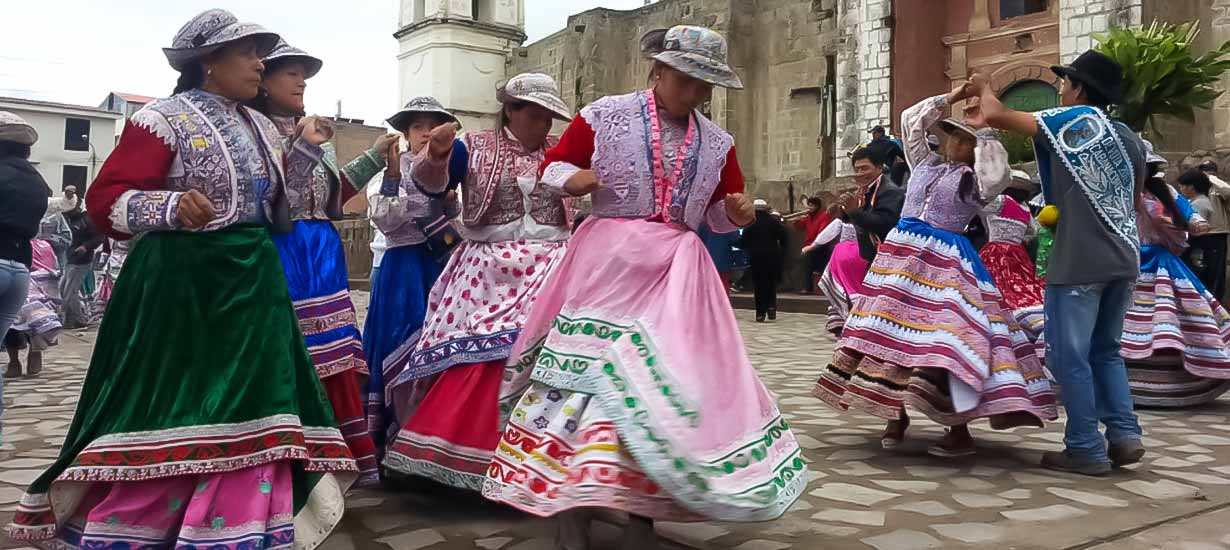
[641,26,743,89]
[1009,169,1038,192]
[497,73,572,122]
[162,9,280,72]
[939,118,978,139]
[1141,138,1167,165]
[263,40,323,79]
[0,111,37,146]
[753,199,769,210]
[386,96,460,133]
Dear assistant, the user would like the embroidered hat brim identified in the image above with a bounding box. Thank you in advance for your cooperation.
[499,89,572,122]
[0,124,37,146]
[163,23,280,72]
[939,118,978,139]
[386,106,460,133]
[265,53,323,79]
[652,50,744,89]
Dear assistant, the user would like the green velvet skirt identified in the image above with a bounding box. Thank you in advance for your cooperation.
[6,225,356,544]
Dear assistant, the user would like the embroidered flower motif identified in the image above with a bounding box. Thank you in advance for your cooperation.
[533,416,550,429]
[107,514,120,525]
[212,516,226,529]
[259,480,272,494]
[565,419,578,433]
[562,405,576,416]
[546,390,562,402]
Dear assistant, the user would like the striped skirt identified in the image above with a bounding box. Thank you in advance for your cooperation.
[813,218,1057,428]
[1122,245,1230,407]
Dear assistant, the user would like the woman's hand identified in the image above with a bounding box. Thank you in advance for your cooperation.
[726,193,755,226]
[177,190,216,229]
[299,116,334,146]
[428,122,458,160]
[563,170,603,196]
[373,134,401,159]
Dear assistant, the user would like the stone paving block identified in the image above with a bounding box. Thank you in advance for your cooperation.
[475,537,515,550]
[1118,479,1203,500]
[1001,504,1088,521]
[952,492,1014,509]
[811,508,886,526]
[374,528,446,550]
[890,500,957,517]
[930,522,1005,543]
[1046,487,1128,508]
[861,529,942,550]
[870,480,939,494]
[809,482,901,506]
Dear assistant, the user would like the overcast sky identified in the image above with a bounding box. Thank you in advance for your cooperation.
[0,0,644,126]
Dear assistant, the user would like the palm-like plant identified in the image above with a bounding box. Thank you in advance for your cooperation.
[1095,21,1230,132]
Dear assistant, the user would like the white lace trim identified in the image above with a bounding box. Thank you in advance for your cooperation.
[131,108,177,149]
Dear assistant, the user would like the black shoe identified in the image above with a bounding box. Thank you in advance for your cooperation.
[1041,451,1111,476]
[1109,440,1146,467]
[767,309,777,321]
[756,316,766,323]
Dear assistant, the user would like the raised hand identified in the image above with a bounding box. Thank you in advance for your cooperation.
[177,190,216,229]
[373,133,401,159]
[563,169,603,197]
[428,122,459,160]
[298,116,334,145]
[726,193,755,227]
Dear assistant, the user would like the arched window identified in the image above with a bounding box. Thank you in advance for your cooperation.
[999,79,1058,163]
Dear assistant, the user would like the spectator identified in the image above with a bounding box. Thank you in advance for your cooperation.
[1182,164,1229,300]
[794,196,832,294]
[865,125,904,170]
[740,199,789,322]
[60,206,103,329]
[840,147,905,263]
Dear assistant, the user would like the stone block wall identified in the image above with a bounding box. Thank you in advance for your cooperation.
[1058,0,1142,63]
[835,0,892,176]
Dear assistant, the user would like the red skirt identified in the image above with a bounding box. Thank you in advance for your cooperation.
[979,241,1044,310]
[322,370,379,487]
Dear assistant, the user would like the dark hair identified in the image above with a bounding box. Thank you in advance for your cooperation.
[173,61,206,95]
[1179,169,1212,196]
[1004,186,1033,204]
[393,112,452,135]
[956,172,977,203]
[850,147,877,166]
[1146,175,1188,230]
[1071,79,1111,109]
[0,140,31,160]
[807,196,823,208]
[1199,160,1219,174]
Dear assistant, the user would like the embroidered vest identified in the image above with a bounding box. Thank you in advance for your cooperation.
[583,91,733,231]
[461,129,565,227]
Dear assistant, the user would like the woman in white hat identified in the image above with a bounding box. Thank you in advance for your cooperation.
[976,169,1046,358]
[6,10,358,548]
[814,86,1057,459]
[379,73,572,491]
[1121,151,1230,407]
[248,39,399,488]
[361,96,463,464]
[0,111,50,442]
[483,26,805,548]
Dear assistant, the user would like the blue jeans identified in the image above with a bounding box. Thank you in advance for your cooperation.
[1044,279,1142,462]
[0,259,31,443]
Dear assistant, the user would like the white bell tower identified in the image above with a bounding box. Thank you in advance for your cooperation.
[395,0,527,130]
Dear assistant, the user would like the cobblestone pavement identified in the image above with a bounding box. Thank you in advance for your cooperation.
[5,299,1230,549]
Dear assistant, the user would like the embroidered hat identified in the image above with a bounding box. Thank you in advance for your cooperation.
[263,40,323,79]
[163,9,280,72]
[641,26,743,89]
[0,111,37,146]
[1141,139,1167,165]
[939,118,978,139]
[1051,50,1124,105]
[386,96,459,133]
[497,73,572,122]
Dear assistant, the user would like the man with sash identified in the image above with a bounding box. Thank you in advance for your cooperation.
[837,147,905,263]
[976,50,1148,476]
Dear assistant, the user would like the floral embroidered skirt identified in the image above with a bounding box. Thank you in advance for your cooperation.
[273,219,376,487]
[361,243,444,455]
[979,240,1046,359]
[1122,245,1230,407]
[5,225,356,548]
[819,240,869,335]
[9,239,62,351]
[381,238,568,490]
[813,218,1057,428]
[483,218,806,522]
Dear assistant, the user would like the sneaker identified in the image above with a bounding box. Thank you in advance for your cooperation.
[1108,440,1146,467]
[1041,451,1111,477]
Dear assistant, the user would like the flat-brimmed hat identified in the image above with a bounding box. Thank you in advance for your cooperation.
[163,9,280,72]
[386,96,459,133]
[497,73,571,121]
[1051,50,1123,105]
[939,118,978,139]
[263,40,323,79]
[1142,139,1167,165]
[0,111,37,146]
[640,26,743,89]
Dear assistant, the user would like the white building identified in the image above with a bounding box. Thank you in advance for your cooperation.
[0,97,122,192]
[395,0,527,130]
[99,91,156,138]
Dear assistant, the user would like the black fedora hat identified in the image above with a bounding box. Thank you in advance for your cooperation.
[1051,50,1124,105]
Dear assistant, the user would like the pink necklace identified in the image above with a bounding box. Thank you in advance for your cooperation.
[647,90,696,222]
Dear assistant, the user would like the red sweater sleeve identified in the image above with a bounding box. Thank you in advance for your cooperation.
[86,120,177,240]
[711,146,745,204]
[539,114,595,178]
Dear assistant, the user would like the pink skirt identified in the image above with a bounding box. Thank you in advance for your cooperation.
[819,241,869,334]
[483,218,806,522]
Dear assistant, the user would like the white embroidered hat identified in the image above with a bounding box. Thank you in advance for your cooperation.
[386,96,459,133]
[497,73,572,122]
[163,9,280,72]
[263,40,323,79]
[0,111,37,146]
[640,26,744,89]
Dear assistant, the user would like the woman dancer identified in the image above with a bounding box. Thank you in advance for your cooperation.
[6,11,357,547]
[1122,164,1230,407]
[380,73,573,490]
[362,96,463,456]
[483,26,806,549]
[978,170,1045,356]
[805,214,868,337]
[4,238,61,380]
[252,40,394,487]
[813,86,1057,458]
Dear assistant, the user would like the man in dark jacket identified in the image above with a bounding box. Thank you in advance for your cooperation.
[839,147,905,263]
[61,206,103,329]
[740,199,790,322]
[0,111,50,380]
